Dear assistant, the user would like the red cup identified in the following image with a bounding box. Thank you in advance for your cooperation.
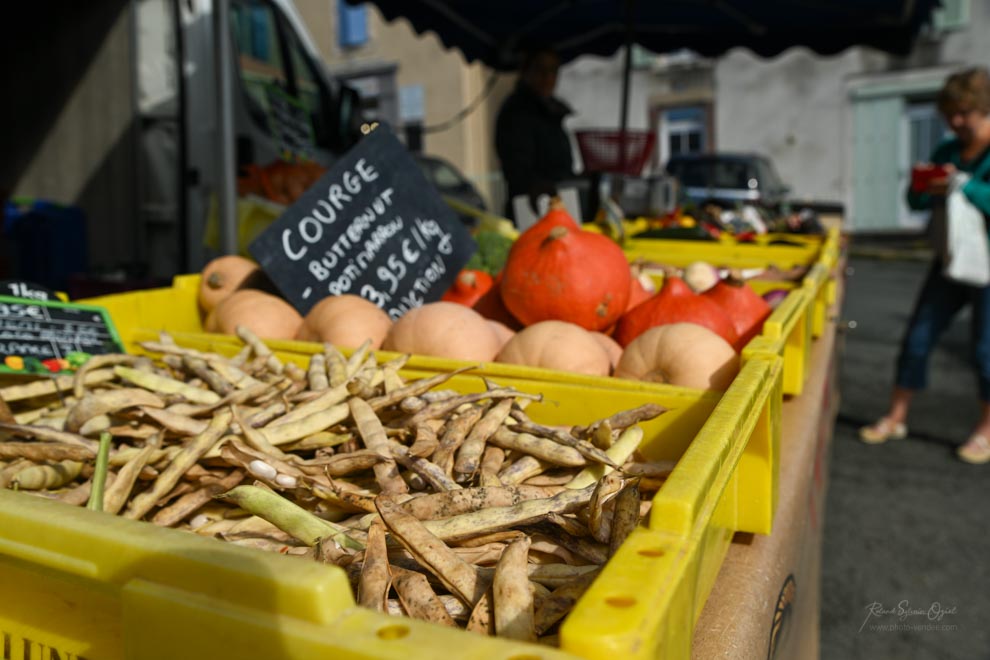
[911,163,950,193]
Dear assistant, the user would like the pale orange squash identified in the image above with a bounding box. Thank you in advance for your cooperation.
[496,320,610,377]
[205,290,303,340]
[382,302,501,361]
[487,320,516,352]
[615,322,739,390]
[198,256,260,314]
[590,331,623,374]
[295,295,392,349]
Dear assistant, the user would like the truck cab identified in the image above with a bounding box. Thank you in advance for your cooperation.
[180,0,365,269]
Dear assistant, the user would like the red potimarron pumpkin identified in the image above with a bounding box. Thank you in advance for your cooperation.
[626,271,655,311]
[473,272,524,330]
[613,276,739,348]
[500,225,631,331]
[702,276,771,351]
[538,197,581,231]
[442,269,494,307]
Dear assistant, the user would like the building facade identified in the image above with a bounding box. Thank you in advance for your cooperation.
[557,0,985,231]
[715,0,987,231]
[293,0,513,210]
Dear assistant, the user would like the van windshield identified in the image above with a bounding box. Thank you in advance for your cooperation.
[229,0,340,157]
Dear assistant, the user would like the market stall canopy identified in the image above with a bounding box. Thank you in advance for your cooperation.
[354,0,941,69]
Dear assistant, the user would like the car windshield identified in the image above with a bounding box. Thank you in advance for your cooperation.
[711,160,752,189]
[756,158,785,191]
[669,158,752,189]
[668,159,711,187]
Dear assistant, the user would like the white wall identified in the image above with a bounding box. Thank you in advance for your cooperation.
[558,53,655,133]
[714,0,990,222]
[714,47,864,206]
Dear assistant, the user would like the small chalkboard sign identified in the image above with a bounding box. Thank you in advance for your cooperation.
[249,125,476,319]
[0,296,123,375]
[0,280,63,302]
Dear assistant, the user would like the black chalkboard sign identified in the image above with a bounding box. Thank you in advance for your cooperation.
[0,296,123,375]
[249,125,476,319]
[0,280,62,302]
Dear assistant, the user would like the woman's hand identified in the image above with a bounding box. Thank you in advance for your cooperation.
[925,163,957,196]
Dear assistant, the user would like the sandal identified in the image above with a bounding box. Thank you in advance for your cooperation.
[859,418,908,445]
[957,433,990,464]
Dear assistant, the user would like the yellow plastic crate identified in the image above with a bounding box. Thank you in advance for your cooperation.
[802,263,830,339]
[742,287,812,397]
[623,237,820,271]
[818,225,843,271]
[79,277,778,523]
[0,342,781,660]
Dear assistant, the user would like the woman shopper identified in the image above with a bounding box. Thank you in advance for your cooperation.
[861,67,990,464]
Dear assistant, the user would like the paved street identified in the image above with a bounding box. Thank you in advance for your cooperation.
[822,256,990,659]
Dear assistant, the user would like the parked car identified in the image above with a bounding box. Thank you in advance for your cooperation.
[413,154,487,225]
[664,153,791,210]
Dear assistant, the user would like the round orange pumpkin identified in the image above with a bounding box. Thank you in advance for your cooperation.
[295,294,392,349]
[615,323,739,390]
[500,225,631,331]
[537,197,581,230]
[472,273,524,330]
[496,320,610,376]
[206,290,303,340]
[198,256,260,314]
[383,302,501,361]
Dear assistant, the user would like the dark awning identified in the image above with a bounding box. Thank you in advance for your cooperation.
[356,0,941,70]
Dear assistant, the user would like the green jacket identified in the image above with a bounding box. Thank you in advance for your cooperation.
[907,139,990,214]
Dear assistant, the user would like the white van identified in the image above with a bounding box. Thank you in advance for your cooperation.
[143,0,364,274]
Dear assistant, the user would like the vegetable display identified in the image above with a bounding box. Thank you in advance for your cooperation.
[189,199,780,391]
[0,328,673,646]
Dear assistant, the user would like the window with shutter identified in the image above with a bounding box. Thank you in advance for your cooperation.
[338,1,369,48]
[932,0,970,32]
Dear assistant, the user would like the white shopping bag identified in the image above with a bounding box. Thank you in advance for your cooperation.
[932,172,990,287]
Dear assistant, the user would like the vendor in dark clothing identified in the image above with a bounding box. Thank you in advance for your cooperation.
[495,48,575,223]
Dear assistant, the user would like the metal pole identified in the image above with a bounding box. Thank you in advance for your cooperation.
[173,0,190,273]
[618,0,634,174]
[213,0,238,255]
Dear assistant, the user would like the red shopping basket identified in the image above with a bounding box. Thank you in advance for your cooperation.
[575,129,656,175]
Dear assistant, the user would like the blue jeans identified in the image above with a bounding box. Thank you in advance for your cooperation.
[896,261,990,400]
